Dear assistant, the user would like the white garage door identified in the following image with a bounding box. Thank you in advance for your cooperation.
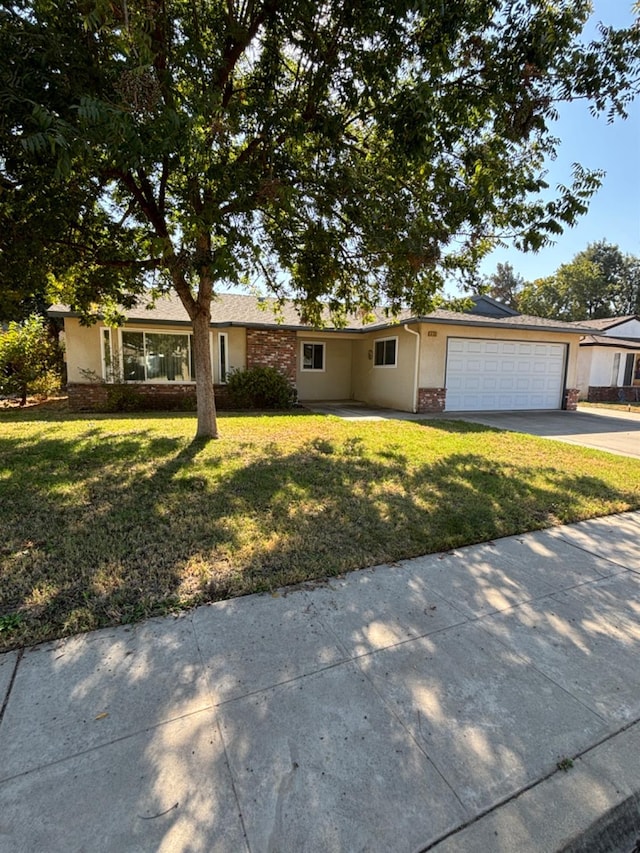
[445,338,566,411]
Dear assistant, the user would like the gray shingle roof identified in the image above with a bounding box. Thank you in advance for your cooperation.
[48,292,590,335]
[580,334,640,349]
[413,309,592,335]
[576,315,639,331]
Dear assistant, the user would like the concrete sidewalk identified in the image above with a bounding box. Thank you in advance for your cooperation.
[1,513,640,852]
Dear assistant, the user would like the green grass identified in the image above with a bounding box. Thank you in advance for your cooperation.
[579,401,640,413]
[2,406,640,651]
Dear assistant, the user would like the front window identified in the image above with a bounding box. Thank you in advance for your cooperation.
[120,331,193,382]
[302,342,325,371]
[374,337,397,367]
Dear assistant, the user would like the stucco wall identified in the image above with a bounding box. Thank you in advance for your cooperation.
[64,318,104,382]
[416,323,580,390]
[602,319,640,338]
[588,348,622,388]
[352,326,418,411]
[578,345,640,396]
[296,335,353,400]
[575,347,594,399]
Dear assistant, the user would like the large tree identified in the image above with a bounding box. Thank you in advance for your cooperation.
[2,1,639,436]
[518,241,640,320]
[476,262,525,309]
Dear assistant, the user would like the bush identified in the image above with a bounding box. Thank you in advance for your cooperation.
[29,369,62,398]
[0,314,60,405]
[226,366,295,409]
[104,383,143,412]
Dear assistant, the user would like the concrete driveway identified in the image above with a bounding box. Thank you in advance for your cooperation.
[439,408,640,459]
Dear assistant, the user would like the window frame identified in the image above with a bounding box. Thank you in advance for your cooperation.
[301,341,326,372]
[218,332,229,383]
[100,327,114,381]
[373,336,398,368]
[113,328,197,384]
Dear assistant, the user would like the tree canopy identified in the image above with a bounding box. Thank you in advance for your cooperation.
[517,241,640,320]
[475,261,525,309]
[2,1,640,435]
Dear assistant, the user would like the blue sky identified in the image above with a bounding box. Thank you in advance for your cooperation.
[477,0,640,284]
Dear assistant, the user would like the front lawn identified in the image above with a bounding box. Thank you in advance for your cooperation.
[2,408,640,651]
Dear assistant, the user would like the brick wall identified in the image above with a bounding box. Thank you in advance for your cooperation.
[246,329,297,382]
[417,387,446,413]
[68,382,232,412]
[68,383,109,411]
[564,388,579,411]
[587,386,640,403]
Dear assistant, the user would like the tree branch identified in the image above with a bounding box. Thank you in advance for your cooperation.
[216,0,280,107]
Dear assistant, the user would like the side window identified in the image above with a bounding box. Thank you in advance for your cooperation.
[101,328,113,381]
[302,342,325,371]
[218,333,228,383]
[374,337,397,367]
[611,352,621,387]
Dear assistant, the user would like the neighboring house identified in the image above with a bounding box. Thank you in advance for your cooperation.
[576,316,640,402]
[49,293,590,413]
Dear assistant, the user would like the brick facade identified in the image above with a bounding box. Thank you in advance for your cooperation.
[417,387,446,413]
[68,382,232,412]
[246,328,297,383]
[587,386,640,403]
[564,388,579,411]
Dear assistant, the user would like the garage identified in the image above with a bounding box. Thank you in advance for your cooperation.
[445,338,567,411]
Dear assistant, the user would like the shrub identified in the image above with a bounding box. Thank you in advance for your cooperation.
[0,314,60,405]
[226,366,295,409]
[104,383,143,412]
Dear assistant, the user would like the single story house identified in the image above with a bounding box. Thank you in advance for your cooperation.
[49,293,590,413]
[576,315,640,402]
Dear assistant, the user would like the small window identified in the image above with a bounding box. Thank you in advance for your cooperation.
[302,342,325,371]
[611,352,621,387]
[101,328,113,381]
[374,337,397,367]
[218,333,228,383]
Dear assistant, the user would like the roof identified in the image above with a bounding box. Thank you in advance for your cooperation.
[468,294,520,317]
[48,293,379,330]
[580,334,640,349]
[48,292,591,336]
[414,309,591,335]
[576,315,639,331]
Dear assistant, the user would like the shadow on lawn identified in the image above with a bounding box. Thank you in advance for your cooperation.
[0,417,637,651]
[1,417,640,851]
[2,423,639,849]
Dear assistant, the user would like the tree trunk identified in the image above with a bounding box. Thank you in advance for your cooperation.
[20,383,27,407]
[192,306,219,439]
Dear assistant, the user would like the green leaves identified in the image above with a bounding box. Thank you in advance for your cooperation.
[2,0,639,321]
[517,241,640,321]
[0,315,59,403]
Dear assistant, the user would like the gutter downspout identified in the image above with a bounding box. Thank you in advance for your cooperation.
[405,324,420,413]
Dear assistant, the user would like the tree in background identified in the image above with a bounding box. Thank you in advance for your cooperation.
[0,315,59,405]
[477,262,525,309]
[2,2,639,436]
[518,241,640,320]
